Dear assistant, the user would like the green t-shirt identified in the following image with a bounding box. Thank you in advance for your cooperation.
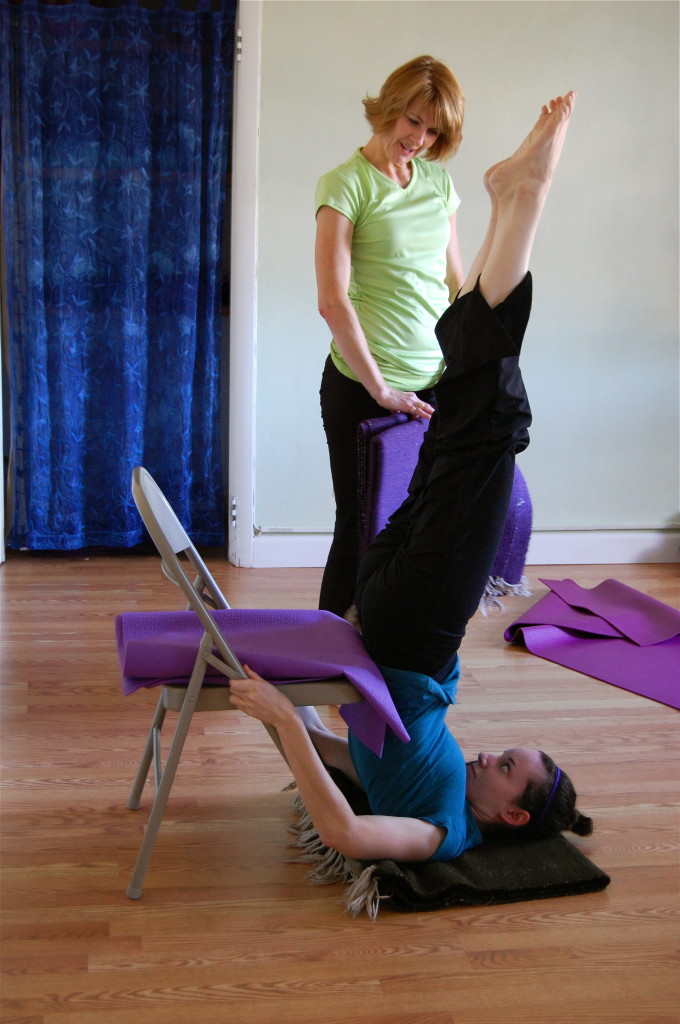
[315,149,460,390]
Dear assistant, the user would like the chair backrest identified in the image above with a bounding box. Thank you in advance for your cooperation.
[134,466,196,556]
[131,466,244,678]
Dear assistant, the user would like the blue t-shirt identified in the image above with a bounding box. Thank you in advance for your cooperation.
[348,658,482,862]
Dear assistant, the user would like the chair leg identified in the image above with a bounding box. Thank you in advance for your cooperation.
[127,694,167,810]
[126,654,208,899]
[263,722,289,766]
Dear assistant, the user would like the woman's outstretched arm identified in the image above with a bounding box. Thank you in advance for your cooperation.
[228,668,445,862]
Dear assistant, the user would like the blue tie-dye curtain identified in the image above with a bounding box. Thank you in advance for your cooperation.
[1,0,235,549]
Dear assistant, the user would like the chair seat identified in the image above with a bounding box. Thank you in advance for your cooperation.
[116,607,409,756]
[159,678,360,713]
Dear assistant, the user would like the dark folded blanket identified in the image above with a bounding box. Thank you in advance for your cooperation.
[358,833,610,915]
[292,770,609,919]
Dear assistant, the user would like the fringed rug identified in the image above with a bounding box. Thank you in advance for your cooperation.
[479,572,532,615]
[287,772,610,920]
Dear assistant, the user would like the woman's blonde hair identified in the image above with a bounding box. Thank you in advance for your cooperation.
[362,55,464,162]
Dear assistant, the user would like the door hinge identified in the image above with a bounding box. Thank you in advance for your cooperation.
[230,495,238,528]
[236,27,243,63]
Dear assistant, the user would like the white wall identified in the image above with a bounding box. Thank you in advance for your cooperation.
[241,0,679,566]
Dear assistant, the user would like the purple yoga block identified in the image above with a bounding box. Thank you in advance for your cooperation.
[357,413,532,583]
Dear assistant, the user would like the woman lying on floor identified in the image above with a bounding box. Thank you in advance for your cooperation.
[229,92,593,865]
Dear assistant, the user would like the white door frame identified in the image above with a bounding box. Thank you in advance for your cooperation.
[227,0,261,568]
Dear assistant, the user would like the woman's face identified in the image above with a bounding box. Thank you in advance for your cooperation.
[465,747,547,826]
[377,103,441,168]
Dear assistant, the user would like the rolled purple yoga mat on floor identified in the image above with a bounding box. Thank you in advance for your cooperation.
[505,578,680,709]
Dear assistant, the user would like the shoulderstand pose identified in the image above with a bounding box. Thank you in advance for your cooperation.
[230,93,593,865]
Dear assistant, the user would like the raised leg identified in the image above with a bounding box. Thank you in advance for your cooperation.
[356,94,576,679]
[356,282,530,677]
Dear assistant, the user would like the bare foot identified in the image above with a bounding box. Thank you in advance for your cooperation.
[486,92,576,203]
[483,162,499,200]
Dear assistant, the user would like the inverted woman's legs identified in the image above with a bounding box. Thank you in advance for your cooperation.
[356,281,532,678]
[356,93,576,679]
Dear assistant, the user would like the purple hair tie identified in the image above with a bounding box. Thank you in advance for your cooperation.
[533,767,562,828]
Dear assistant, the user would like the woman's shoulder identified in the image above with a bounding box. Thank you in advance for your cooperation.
[318,149,365,186]
[315,150,382,219]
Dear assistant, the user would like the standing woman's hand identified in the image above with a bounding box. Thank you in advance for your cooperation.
[373,386,434,419]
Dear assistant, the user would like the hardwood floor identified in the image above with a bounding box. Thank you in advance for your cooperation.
[1,551,678,1024]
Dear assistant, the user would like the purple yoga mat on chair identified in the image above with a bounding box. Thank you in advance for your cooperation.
[115,608,410,756]
[505,578,680,709]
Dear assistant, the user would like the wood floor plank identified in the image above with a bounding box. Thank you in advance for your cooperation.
[1,553,678,1024]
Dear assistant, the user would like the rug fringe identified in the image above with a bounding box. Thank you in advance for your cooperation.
[341,865,386,921]
[287,795,383,914]
[479,574,531,616]
[287,809,355,885]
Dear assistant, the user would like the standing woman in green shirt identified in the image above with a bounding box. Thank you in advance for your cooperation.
[316,56,466,618]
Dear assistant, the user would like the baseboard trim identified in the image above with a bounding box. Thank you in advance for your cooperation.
[526,530,680,565]
[249,530,680,569]
[251,533,331,568]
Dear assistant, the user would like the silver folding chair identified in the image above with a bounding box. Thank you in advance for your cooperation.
[122,466,362,899]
